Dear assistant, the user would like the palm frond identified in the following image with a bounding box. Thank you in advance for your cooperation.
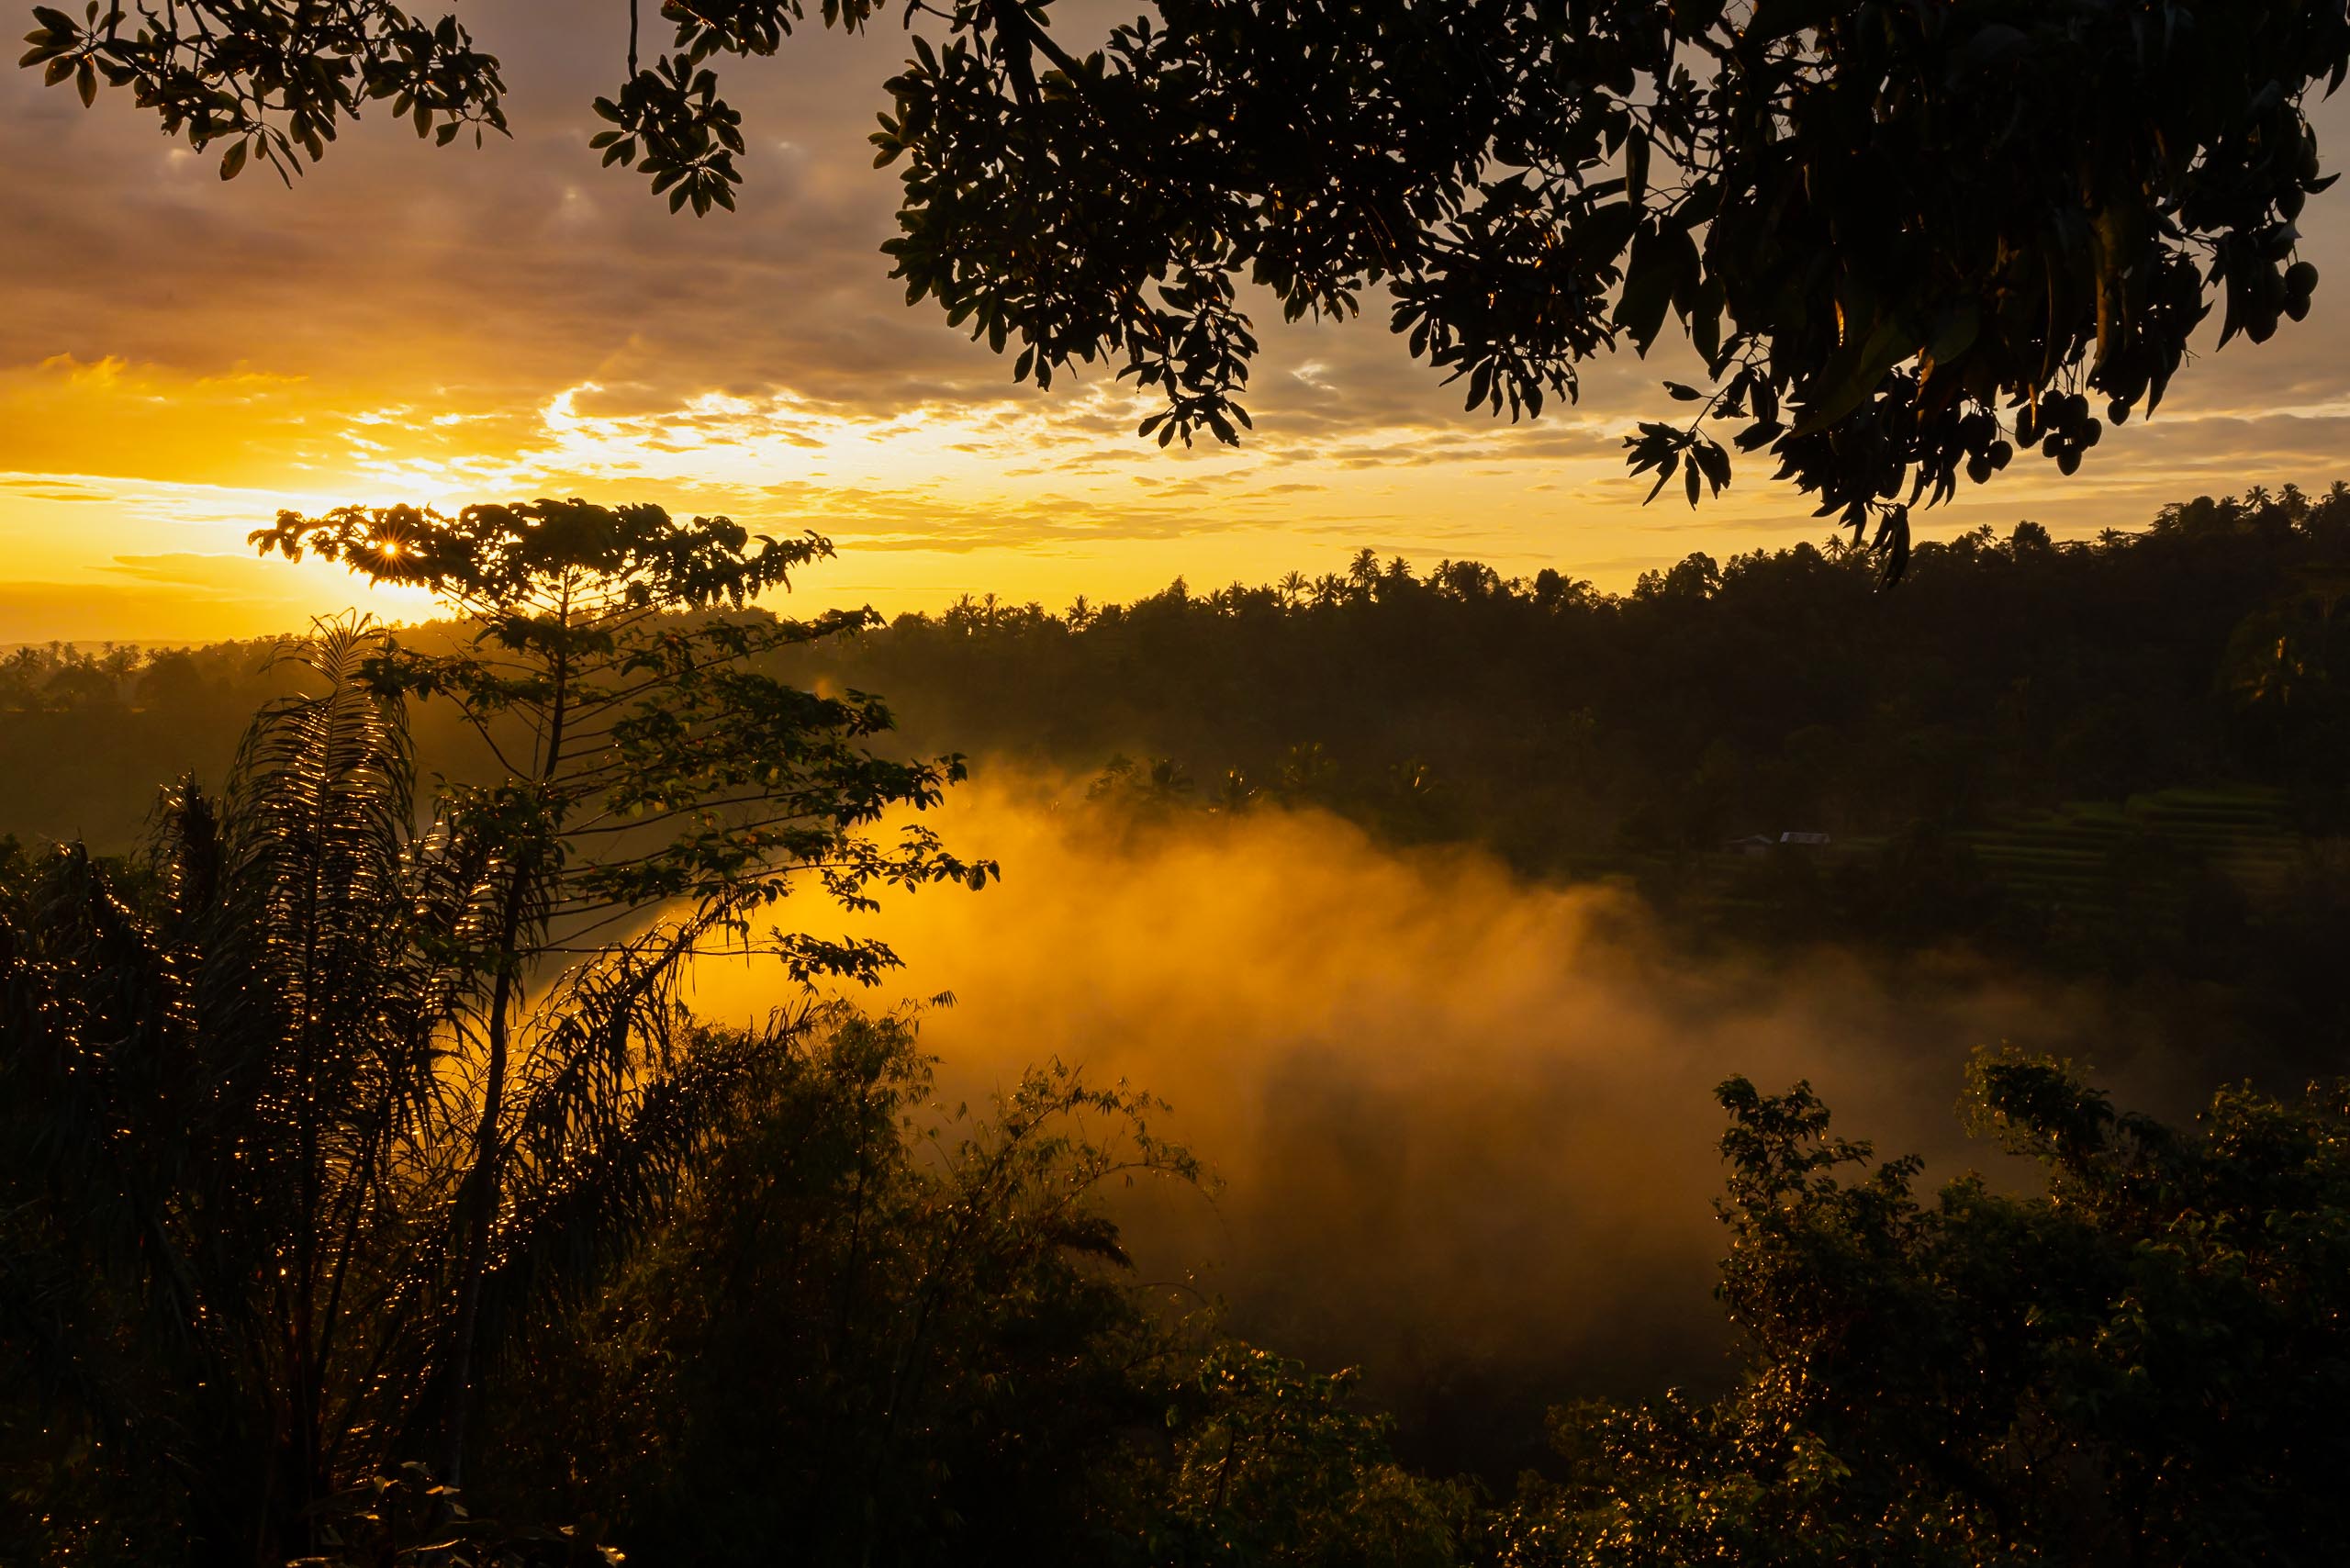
[472,930,798,1361]
[0,617,479,1551]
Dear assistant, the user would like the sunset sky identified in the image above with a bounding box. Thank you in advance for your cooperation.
[12,1,2350,644]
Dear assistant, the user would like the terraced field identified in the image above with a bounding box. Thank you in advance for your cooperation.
[1955,785,2303,927]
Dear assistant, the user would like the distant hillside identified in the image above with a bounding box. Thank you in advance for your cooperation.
[8,486,2350,1070]
[783,487,2350,856]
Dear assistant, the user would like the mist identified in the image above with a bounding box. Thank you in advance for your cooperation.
[687,767,2204,1471]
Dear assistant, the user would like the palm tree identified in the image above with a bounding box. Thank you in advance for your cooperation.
[0,622,458,1558]
[0,622,788,1562]
[2306,482,2350,534]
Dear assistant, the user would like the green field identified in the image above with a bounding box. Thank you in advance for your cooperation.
[1955,785,2301,925]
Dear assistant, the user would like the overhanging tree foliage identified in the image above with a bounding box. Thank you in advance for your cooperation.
[25,1,2350,566]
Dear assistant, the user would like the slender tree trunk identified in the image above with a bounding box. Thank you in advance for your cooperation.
[439,880,525,1487]
[439,605,572,1486]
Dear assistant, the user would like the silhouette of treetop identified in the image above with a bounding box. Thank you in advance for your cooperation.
[28,1,2350,569]
[253,498,816,608]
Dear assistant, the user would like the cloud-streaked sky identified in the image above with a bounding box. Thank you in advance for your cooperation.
[11,4,2350,642]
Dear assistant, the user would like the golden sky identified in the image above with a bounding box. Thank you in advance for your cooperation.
[12,3,2350,643]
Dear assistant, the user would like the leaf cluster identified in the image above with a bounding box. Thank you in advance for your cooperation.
[19,0,506,183]
[862,0,2350,575]
[32,1,2350,549]
[1500,1056,2350,1565]
[252,500,994,976]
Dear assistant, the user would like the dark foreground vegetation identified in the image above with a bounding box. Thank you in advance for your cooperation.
[11,800,2346,1567]
[6,491,2350,1563]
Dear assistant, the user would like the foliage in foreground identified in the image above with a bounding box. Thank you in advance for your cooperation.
[479,1004,1472,1568]
[8,803,2348,1566]
[0,632,899,1562]
[0,500,996,1562]
[1500,1056,2350,1567]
